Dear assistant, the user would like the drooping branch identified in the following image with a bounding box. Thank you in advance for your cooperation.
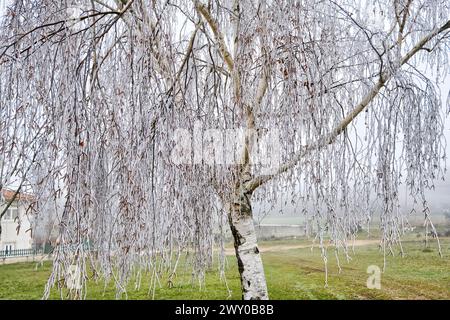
[1,0,448,300]
[246,19,450,193]
[0,0,135,62]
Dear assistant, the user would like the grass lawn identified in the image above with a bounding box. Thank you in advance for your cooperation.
[0,237,449,300]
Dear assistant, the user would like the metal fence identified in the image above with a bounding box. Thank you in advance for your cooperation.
[0,248,44,258]
[1,242,95,259]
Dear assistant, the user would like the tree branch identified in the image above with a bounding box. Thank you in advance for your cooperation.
[194,1,234,71]
[246,19,450,192]
[194,1,271,182]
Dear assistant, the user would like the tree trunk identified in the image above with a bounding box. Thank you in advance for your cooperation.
[228,190,269,300]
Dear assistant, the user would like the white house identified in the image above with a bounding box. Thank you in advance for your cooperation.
[0,189,34,252]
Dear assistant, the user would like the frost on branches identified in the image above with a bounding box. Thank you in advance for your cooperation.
[0,0,449,300]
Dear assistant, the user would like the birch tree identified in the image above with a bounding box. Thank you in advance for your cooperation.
[0,0,449,300]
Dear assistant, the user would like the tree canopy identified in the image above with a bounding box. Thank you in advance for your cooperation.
[0,0,449,299]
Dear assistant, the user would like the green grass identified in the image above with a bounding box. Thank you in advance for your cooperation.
[0,238,449,300]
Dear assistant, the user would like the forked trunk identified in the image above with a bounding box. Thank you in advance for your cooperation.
[228,191,269,300]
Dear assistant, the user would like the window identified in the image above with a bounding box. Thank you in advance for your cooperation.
[3,206,18,221]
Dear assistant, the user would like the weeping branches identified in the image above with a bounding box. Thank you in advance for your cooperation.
[0,0,449,299]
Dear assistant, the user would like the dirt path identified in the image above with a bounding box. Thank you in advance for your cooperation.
[224,239,380,255]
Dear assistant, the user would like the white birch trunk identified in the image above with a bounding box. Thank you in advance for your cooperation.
[228,191,269,300]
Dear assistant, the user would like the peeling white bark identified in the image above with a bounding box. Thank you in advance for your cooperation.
[228,192,268,300]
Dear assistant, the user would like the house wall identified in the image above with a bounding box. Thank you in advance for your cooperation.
[219,223,305,241]
[0,202,33,250]
[255,224,305,240]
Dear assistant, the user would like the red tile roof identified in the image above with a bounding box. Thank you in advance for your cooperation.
[1,189,35,202]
